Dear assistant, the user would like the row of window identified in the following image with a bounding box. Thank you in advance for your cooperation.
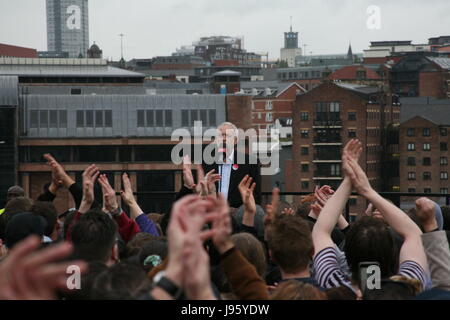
[30,110,68,129]
[76,110,113,128]
[407,171,449,180]
[299,111,358,122]
[407,127,448,137]
[407,188,448,194]
[181,109,217,127]
[137,110,172,127]
[407,157,448,166]
[407,143,448,151]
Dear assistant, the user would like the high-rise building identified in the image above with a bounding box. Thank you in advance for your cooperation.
[46,0,89,58]
[280,22,302,68]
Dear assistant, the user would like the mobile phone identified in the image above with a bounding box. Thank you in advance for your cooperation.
[359,261,380,293]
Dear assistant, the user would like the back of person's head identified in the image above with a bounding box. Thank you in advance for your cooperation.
[5,212,45,249]
[231,232,266,277]
[90,261,152,300]
[363,276,421,300]
[138,238,168,273]
[71,210,118,264]
[325,286,357,300]
[344,216,397,285]
[30,201,58,239]
[271,280,327,300]
[6,186,25,202]
[124,232,159,259]
[441,206,450,230]
[4,196,33,216]
[295,203,311,219]
[267,214,314,274]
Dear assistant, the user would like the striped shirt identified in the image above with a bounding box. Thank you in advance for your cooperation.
[313,246,428,292]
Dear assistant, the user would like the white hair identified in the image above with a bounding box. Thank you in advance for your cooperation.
[218,121,239,137]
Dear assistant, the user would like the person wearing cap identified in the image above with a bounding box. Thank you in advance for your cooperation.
[0,186,25,216]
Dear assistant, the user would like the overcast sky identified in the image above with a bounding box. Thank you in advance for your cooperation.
[1,0,449,61]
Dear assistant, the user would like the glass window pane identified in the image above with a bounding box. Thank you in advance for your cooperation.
[200,110,207,126]
[181,110,189,127]
[208,109,216,127]
[95,110,103,127]
[190,110,198,126]
[30,110,38,128]
[104,110,112,127]
[146,110,154,126]
[137,110,145,127]
[59,110,67,128]
[155,110,163,126]
[86,110,93,127]
[49,110,57,127]
[165,110,172,127]
[39,110,48,127]
[76,110,84,128]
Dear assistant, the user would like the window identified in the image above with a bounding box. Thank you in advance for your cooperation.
[423,172,432,180]
[408,188,416,193]
[155,110,163,127]
[331,164,341,176]
[71,88,81,95]
[301,130,309,138]
[76,110,84,128]
[137,110,145,127]
[265,113,273,122]
[441,142,448,151]
[408,172,416,180]
[424,188,432,194]
[407,157,416,166]
[301,181,309,189]
[181,110,189,127]
[407,128,415,137]
[441,157,448,165]
[441,172,448,180]
[407,143,415,151]
[49,110,58,128]
[165,110,172,127]
[348,129,357,138]
[39,110,48,127]
[440,188,448,194]
[86,110,94,127]
[59,110,67,128]
[104,110,112,127]
[190,110,198,126]
[300,112,309,121]
[440,128,448,136]
[301,147,309,155]
[208,109,216,127]
[265,101,273,110]
[423,128,430,136]
[301,164,309,172]
[30,110,38,128]
[348,112,356,121]
[146,110,154,126]
[199,110,207,125]
[95,110,103,127]
[423,157,431,166]
[423,143,431,151]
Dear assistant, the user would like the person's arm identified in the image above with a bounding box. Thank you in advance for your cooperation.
[120,173,159,237]
[78,164,99,214]
[346,156,428,275]
[250,161,262,205]
[36,186,57,202]
[238,175,257,227]
[416,198,450,290]
[113,212,141,243]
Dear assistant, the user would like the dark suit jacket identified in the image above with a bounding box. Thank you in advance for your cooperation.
[202,150,261,208]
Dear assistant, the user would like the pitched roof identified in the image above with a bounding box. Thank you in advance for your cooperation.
[328,65,382,80]
[427,57,450,70]
[0,43,37,58]
[334,82,381,95]
[400,97,450,125]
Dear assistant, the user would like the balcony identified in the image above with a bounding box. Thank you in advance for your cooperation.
[313,171,343,179]
[313,153,341,161]
[313,135,342,144]
[313,120,343,128]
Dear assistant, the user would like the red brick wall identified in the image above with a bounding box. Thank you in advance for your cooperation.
[226,95,253,130]
[419,71,445,98]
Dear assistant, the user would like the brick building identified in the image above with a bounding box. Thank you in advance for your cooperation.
[287,81,400,217]
[399,97,450,207]
[0,43,38,58]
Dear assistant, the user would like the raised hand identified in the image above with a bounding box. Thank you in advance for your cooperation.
[182,155,196,190]
[344,155,373,196]
[415,197,438,232]
[210,195,233,254]
[264,187,280,227]
[0,235,86,300]
[199,169,221,197]
[98,174,118,213]
[79,164,99,214]
[238,175,257,220]
[43,153,75,191]
[342,139,363,177]
[120,173,136,206]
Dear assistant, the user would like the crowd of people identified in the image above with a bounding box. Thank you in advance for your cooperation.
[0,135,449,300]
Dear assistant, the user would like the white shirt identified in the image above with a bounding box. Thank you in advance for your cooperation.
[219,151,234,200]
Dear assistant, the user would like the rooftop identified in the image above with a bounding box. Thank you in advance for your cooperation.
[328,65,382,80]
[400,97,450,125]
[335,82,382,95]
[427,57,450,70]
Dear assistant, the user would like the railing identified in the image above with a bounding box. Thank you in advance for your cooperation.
[313,136,342,143]
[313,120,343,127]
[313,153,341,161]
